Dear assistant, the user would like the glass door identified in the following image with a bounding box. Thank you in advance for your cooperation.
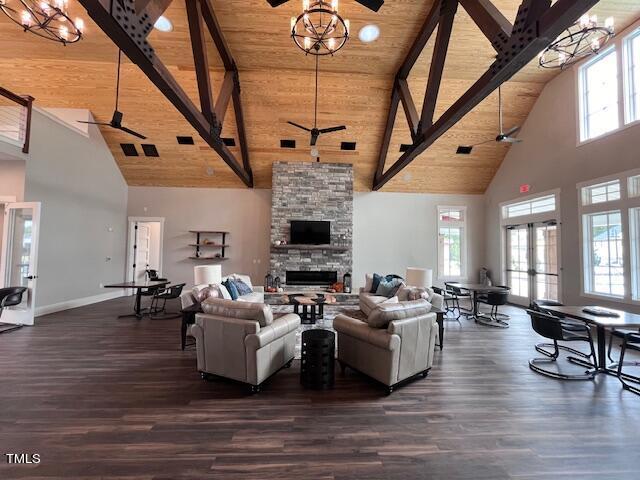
[0,202,41,326]
[505,221,560,305]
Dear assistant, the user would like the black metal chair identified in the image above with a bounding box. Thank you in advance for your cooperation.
[432,286,462,325]
[146,269,167,282]
[444,282,472,318]
[150,283,186,319]
[0,287,28,334]
[526,309,597,380]
[477,289,510,328]
[608,328,640,395]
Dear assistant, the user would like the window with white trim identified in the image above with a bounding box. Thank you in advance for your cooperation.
[501,194,556,219]
[579,169,640,303]
[579,48,619,142]
[437,206,466,279]
[624,27,640,124]
[582,210,625,297]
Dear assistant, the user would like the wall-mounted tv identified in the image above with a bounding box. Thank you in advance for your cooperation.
[290,220,330,245]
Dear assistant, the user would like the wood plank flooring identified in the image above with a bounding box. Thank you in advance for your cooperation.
[1,297,639,479]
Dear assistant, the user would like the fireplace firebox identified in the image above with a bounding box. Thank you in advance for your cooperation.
[286,271,337,286]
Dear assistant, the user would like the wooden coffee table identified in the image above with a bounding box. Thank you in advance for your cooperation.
[290,295,328,324]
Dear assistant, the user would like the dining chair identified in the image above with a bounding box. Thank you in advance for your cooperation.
[444,282,472,318]
[0,287,28,334]
[526,309,597,380]
[477,290,510,328]
[608,329,640,395]
[151,283,186,319]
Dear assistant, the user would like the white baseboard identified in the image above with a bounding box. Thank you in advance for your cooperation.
[35,290,127,317]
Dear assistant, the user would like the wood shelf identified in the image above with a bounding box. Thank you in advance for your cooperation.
[189,230,230,234]
[188,244,229,248]
[271,244,349,252]
[190,231,229,260]
[189,256,229,260]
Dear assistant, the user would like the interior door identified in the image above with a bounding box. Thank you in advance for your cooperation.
[0,202,41,326]
[133,223,151,283]
[505,224,530,305]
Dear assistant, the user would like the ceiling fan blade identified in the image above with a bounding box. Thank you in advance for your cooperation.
[117,125,147,140]
[501,137,523,144]
[77,121,112,126]
[355,0,384,11]
[266,0,290,6]
[319,125,347,134]
[503,125,521,137]
[310,131,319,146]
[287,121,312,132]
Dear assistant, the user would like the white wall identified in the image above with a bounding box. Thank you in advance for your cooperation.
[0,109,128,312]
[485,61,640,313]
[353,192,485,289]
[127,186,272,287]
[0,158,25,201]
[127,186,486,290]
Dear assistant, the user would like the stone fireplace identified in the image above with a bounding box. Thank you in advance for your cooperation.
[270,161,353,284]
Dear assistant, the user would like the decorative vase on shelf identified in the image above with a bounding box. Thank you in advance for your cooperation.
[343,272,352,294]
[265,273,274,292]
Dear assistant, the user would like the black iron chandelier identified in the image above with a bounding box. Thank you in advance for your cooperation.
[0,0,84,44]
[291,0,350,56]
[539,13,614,69]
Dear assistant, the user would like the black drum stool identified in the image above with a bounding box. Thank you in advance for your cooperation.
[300,329,335,390]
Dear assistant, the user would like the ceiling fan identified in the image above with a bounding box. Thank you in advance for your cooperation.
[287,56,346,146]
[456,85,521,155]
[267,0,384,12]
[78,50,147,140]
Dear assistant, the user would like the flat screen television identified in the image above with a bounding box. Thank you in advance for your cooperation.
[290,220,330,245]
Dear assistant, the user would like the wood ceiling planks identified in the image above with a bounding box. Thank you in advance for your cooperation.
[1,0,638,192]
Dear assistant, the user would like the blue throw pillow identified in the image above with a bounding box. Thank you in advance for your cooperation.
[222,279,239,300]
[370,273,383,293]
[234,279,252,296]
[375,278,404,298]
[385,274,404,282]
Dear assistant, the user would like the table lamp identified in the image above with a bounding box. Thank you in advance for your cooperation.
[405,267,433,289]
[194,265,222,285]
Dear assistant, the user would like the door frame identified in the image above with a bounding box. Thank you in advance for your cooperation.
[499,189,563,305]
[125,217,165,286]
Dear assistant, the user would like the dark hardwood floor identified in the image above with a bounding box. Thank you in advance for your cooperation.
[1,297,639,479]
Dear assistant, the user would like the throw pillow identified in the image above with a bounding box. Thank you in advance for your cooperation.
[385,274,404,282]
[234,279,253,296]
[375,278,405,297]
[364,273,374,293]
[194,285,220,303]
[222,279,239,300]
[231,273,253,290]
[216,284,232,300]
[370,273,383,293]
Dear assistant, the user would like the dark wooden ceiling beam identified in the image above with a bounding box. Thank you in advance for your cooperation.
[397,0,441,80]
[215,70,234,127]
[231,75,252,176]
[420,0,457,132]
[396,78,419,141]
[373,0,599,191]
[136,0,173,26]
[199,0,235,72]
[186,0,217,127]
[458,0,512,50]
[375,82,401,182]
[78,0,253,187]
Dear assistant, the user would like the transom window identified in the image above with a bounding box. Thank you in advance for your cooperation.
[581,179,621,205]
[437,206,466,280]
[625,28,640,123]
[628,174,640,198]
[502,194,556,219]
[579,48,619,142]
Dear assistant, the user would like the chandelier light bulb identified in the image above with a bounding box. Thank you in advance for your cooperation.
[60,25,68,40]
[344,19,350,35]
[290,16,296,32]
[328,37,335,51]
[591,38,600,52]
[331,0,338,12]
[40,1,49,13]
[304,36,311,50]
[590,14,598,25]
[54,0,66,11]
[579,14,589,28]
[605,16,614,32]
[76,17,84,33]
[302,0,309,12]
[21,9,31,26]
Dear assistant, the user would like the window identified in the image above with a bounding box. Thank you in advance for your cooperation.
[437,207,466,279]
[579,48,619,142]
[582,211,625,297]
[631,207,640,300]
[624,28,640,123]
[502,194,556,219]
[628,174,640,198]
[581,179,621,205]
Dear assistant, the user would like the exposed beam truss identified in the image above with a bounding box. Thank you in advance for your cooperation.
[373,0,599,191]
[78,0,253,187]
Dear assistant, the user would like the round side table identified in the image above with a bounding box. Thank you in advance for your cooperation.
[300,329,335,389]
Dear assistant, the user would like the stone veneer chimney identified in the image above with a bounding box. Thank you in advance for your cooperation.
[269,161,353,283]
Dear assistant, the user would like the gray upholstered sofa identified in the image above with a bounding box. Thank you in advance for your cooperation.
[334,299,438,393]
[189,297,300,392]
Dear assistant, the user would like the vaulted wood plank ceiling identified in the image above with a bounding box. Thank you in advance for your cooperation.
[1,0,639,192]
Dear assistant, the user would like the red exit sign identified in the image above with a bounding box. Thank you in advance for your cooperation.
[520,184,531,194]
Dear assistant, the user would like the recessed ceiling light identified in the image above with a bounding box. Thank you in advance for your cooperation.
[206,166,214,176]
[154,15,173,32]
[358,24,380,43]
[403,172,412,182]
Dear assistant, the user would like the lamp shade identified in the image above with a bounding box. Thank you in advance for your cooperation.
[405,267,433,288]
[194,265,222,285]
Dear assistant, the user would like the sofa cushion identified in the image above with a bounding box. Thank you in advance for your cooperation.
[201,297,273,327]
[360,292,399,316]
[375,278,404,297]
[237,291,264,303]
[367,299,432,329]
[397,286,432,302]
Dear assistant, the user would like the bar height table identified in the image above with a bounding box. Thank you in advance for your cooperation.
[104,280,170,319]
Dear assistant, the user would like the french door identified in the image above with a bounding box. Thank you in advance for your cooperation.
[0,202,41,326]
[505,221,560,306]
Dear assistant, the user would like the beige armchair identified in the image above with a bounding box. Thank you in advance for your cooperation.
[334,299,438,393]
[189,298,300,393]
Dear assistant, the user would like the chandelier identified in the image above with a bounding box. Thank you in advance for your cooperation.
[0,0,84,44]
[291,0,349,56]
[539,13,614,69]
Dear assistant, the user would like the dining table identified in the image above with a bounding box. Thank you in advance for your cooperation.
[542,305,640,374]
[447,283,507,323]
[104,280,170,319]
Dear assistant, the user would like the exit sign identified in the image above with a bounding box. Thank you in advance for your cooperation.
[520,184,531,193]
